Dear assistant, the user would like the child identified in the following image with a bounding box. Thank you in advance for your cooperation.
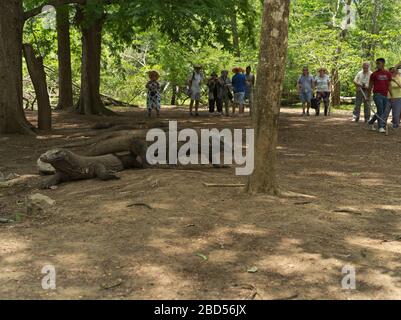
[146,71,161,117]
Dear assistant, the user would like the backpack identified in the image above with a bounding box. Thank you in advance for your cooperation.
[311,95,319,109]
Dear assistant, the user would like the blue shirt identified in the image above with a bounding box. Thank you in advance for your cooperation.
[232,73,246,93]
[298,75,314,93]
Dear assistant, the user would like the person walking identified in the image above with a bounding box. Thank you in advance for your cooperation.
[367,58,392,133]
[297,66,314,116]
[384,67,401,130]
[352,62,372,122]
[314,68,331,116]
[146,71,161,117]
[188,65,203,116]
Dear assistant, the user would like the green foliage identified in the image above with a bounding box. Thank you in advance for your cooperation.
[21,0,401,106]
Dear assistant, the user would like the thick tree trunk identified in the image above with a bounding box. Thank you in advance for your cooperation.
[247,0,290,195]
[0,0,35,134]
[56,5,74,110]
[23,44,52,131]
[76,5,113,115]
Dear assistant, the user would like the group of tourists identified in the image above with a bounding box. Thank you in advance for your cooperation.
[296,67,332,117]
[145,65,255,117]
[297,58,401,133]
[360,59,401,133]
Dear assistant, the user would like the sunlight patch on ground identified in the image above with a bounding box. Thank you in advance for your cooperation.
[346,236,401,254]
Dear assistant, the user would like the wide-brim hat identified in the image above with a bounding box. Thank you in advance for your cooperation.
[318,67,327,72]
[148,70,160,80]
[193,64,202,69]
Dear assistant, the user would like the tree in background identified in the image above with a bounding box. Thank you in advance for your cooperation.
[56,4,74,110]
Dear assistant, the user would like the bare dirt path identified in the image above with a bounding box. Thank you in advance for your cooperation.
[1,107,401,299]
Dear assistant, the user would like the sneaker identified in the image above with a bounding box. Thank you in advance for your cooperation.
[352,118,359,122]
[379,127,386,133]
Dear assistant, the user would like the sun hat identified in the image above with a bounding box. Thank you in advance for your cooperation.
[148,70,160,80]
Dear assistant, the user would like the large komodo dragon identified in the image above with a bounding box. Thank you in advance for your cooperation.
[39,140,148,189]
[85,130,232,166]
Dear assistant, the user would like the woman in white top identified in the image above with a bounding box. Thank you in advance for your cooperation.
[188,65,203,116]
[314,68,332,116]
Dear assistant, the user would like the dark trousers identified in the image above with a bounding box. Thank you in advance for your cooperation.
[316,92,331,116]
[209,99,223,113]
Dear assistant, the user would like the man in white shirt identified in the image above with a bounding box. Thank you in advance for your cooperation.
[353,62,372,122]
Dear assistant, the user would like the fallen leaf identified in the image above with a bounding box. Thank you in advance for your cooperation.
[247,266,258,273]
[196,253,208,261]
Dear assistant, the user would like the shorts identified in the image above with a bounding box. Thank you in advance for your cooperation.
[300,91,312,104]
[245,87,254,103]
[234,92,245,104]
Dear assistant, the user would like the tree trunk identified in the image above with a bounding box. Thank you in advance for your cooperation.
[367,0,380,61]
[56,5,74,110]
[171,84,178,106]
[331,0,352,108]
[76,5,113,115]
[331,54,341,107]
[247,0,290,195]
[23,44,52,131]
[0,0,35,134]
[231,9,241,58]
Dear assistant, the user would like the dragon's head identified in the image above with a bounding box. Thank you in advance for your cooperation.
[39,149,69,164]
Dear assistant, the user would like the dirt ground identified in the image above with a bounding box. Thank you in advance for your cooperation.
[1,106,401,300]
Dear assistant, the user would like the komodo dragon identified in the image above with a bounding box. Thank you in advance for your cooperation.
[39,144,147,189]
[86,132,231,167]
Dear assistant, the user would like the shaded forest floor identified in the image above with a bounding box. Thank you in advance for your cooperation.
[1,106,401,300]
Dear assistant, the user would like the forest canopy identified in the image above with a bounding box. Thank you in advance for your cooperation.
[20,0,401,109]
[0,0,399,135]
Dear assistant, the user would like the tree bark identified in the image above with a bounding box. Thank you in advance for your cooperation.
[331,0,352,107]
[76,4,113,115]
[171,84,178,106]
[0,0,35,134]
[56,5,74,110]
[231,9,241,58]
[366,0,380,61]
[23,44,52,131]
[247,0,290,195]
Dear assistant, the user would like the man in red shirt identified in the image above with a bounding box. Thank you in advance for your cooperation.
[368,58,392,133]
